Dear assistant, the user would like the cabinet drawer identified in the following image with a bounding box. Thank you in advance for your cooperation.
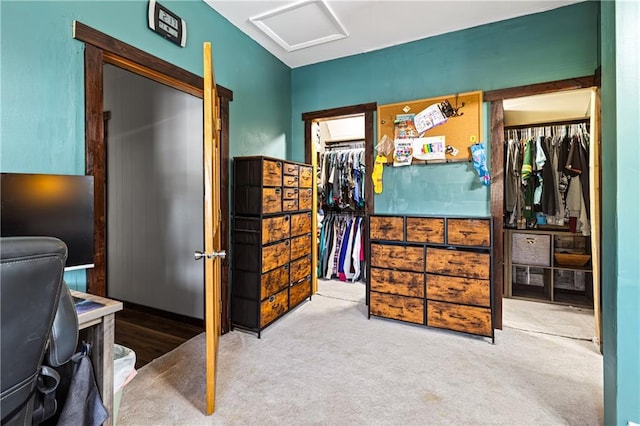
[369,216,404,241]
[262,159,282,187]
[290,276,311,308]
[370,244,424,272]
[511,232,551,266]
[370,292,424,324]
[290,212,312,237]
[261,215,290,244]
[283,187,298,200]
[262,240,290,273]
[299,166,313,188]
[283,162,299,176]
[260,264,289,300]
[447,218,491,247]
[298,188,313,211]
[426,274,490,307]
[290,233,311,260]
[406,217,444,244]
[283,174,299,187]
[427,301,491,337]
[283,199,298,212]
[262,187,282,214]
[290,255,311,283]
[260,288,288,327]
[426,248,490,279]
[370,267,424,298]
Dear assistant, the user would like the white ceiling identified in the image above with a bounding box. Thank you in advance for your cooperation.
[503,88,592,126]
[204,0,584,69]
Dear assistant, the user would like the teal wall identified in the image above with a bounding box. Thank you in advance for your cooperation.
[291,1,599,216]
[1,0,291,290]
[601,1,640,424]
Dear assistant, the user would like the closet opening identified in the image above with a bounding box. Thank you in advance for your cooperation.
[302,103,376,303]
[498,87,601,346]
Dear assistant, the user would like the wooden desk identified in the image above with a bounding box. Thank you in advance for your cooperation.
[70,290,123,426]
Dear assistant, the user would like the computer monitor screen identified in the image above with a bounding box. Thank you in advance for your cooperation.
[1,173,94,269]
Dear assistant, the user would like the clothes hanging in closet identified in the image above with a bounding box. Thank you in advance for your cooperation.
[318,148,365,211]
[317,213,365,282]
[504,124,590,235]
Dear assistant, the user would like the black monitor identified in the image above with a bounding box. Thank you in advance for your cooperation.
[1,173,95,270]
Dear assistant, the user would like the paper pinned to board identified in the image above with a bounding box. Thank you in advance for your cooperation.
[412,136,446,161]
[414,104,448,134]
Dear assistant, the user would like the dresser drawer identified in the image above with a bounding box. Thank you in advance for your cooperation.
[406,217,444,244]
[290,233,311,260]
[290,255,311,283]
[427,301,491,337]
[290,212,312,237]
[299,166,313,188]
[426,274,490,307]
[261,215,290,244]
[262,187,282,214]
[370,267,424,298]
[283,162,299,176]
[262,240,290,273]
[370,243,424,272]
[289,276,311,308]
[298,188,313,210]
[260,288,288,327]
[369,216,404,241]
[447,218,491,247]
[262,159,282,187]
[426,248,490,279]
[260,264,289,300]
[370,292,424,324]
[511,232,551,266]
[283,174,299,187]
[283,187,298,200]
[283,199,298,212]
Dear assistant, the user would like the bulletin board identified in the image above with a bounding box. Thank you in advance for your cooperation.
[377,91,483,164]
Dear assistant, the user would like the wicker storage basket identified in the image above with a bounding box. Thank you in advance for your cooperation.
[554,253,591,267]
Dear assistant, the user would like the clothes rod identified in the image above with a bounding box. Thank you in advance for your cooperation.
[504,118,590,130]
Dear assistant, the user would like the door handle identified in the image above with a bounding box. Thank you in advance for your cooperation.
[194,250,227,261]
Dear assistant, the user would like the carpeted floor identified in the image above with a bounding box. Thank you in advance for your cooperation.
[118,282,602,425]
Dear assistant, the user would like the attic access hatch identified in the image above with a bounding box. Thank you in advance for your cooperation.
[503,88,592,127]
[249,0,348,52]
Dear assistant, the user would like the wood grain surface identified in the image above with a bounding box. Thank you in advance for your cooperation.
[426,273,490,306]
[283,162,299,176]
[283,199,299,212]
[290,212,312,237]
[299,166,313,188]
[298,188,313,210]
[261,215,290,244]
[406,217,445,244]
[283,188,298,199]
[290,255,311,283]
[289,277,311,307]
[370,216,404,241]
[262,159,282,186]
[447,219,491,247]
[260,289,288,327]
[370,244,424,272]
[370,267,425,298]
[370,292,424,324]
[262,240,290,273]
[260,265,290,300]
[290,234,312,260]
[262,187,282,214]
[427,300,491,336]
[426,248,490,279]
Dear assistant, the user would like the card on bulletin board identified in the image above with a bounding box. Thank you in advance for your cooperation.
[412,136,446,161]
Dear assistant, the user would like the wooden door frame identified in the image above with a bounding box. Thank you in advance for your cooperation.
[74,21,234,333]
[484,72,599,330]
[302,102,376,297]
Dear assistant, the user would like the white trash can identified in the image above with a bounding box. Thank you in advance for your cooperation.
[113,344,136,425]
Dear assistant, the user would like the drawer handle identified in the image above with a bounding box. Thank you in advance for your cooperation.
[275,188,281,194]
[276,162,282,168]
[526,238,536,244]
[269,295,275,303]
[284,264,289,270]
[284,215,289,221]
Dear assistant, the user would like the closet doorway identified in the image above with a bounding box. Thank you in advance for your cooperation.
[490,84,602,346]
[302,103,376,303]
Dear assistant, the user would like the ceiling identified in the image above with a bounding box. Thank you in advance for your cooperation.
[204,0,584,68]
[503,88,592,126]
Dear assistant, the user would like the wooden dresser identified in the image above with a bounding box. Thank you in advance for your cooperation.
[368,215,494,341]
[232,156,313,337]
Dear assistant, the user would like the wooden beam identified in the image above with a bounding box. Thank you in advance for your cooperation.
[483,75,596,102]
[85,44,106,297]
[302,102,377,121]
[490,100,505,330]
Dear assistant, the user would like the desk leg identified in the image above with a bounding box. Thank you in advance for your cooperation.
[87,314,115,426]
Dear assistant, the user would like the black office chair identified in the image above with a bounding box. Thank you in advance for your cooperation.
[1,237,79,425]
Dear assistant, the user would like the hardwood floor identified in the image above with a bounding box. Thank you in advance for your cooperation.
[114,306,204,370]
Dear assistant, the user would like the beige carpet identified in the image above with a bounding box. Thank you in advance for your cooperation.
[118,288,602,425]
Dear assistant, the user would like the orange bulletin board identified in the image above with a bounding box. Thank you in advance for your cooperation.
[377,90,483,164]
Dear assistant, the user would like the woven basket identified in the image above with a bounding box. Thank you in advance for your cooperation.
[554,253,591,267]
